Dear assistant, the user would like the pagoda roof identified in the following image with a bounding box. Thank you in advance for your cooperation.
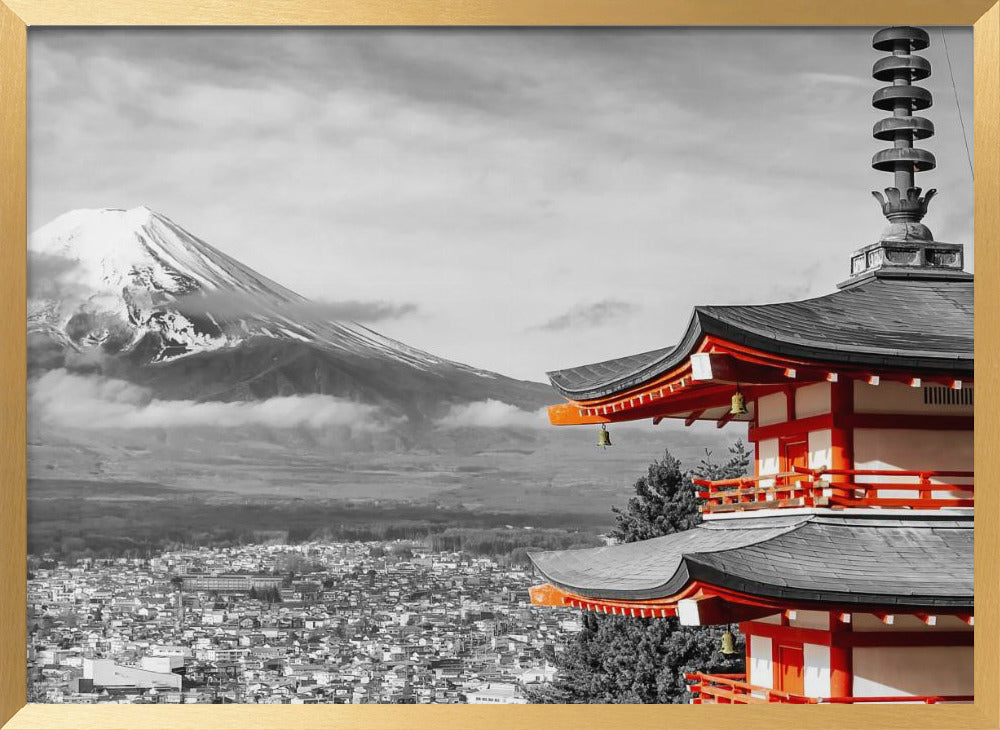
[528,513,972,610]
[547,276,973,401]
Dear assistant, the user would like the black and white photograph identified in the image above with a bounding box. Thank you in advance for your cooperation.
[26,26,975,705]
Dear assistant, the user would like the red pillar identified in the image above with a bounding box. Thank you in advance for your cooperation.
[829,380,855,479]
[741,621,752,683]
[829,613,853,698]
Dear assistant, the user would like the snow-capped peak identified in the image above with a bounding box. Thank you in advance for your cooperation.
[30,206,302,303]
[27,207,490,374]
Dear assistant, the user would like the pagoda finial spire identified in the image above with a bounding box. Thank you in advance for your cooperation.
[870,26,937,242]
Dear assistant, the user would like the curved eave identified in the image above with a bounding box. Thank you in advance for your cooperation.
[546,278,974,402]
[528,515,974,612]
[545,311,702,402]
[546,348,970,427]
[695,309,974,378]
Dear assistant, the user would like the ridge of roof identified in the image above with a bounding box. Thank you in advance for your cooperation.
[547,276,973,401]
[528,519,807,598]
[528,514,973,606]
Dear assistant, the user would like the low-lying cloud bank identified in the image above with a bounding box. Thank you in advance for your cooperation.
[30,369,387,431]
[437,399,549,429]
[170,291,417,324]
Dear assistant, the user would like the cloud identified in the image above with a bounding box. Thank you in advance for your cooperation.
[30,369,388,431]
[26,28,974,382]
[27,251,84,300]
[170,291,417,324]
[304,300,417,322]
[533,300,638,332]
[797,71,870,89]
[437,399,548,430]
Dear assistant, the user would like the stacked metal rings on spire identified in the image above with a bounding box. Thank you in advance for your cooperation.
[871,27,936,186]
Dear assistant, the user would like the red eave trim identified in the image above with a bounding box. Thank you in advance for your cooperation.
[547,335,974,427]
[749,414,834,443]
[529,579,971,621]
[748,413,973,443]
[852,413,974,431]
[743,619,973,648]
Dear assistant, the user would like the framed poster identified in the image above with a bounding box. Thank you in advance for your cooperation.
[1,2,998,729]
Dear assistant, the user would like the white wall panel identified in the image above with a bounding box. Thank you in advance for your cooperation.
[803,643,831,698]
[853,428,973,499]
[854,380,973,416]
[758,438,779,487]
[807,430,832,471]
[757,392,787,427]
[749,635,773,689]
[795,382,830,419]
[852,646,973,697]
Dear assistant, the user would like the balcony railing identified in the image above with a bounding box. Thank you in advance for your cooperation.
[684,672,974,704]
[692,468,973,514]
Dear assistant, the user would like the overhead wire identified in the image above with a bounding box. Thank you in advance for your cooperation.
[940,27,975,181]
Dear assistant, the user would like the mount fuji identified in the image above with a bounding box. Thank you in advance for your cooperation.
[27,206,553,420]
[26,207,735,530]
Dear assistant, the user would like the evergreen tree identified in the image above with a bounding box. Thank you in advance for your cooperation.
[533,441,751,704]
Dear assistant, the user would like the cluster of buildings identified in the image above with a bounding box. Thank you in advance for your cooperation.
[28,541,573,704]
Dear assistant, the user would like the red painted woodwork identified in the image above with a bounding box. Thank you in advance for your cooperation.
[748,413,972,444]
[694,467,973,513]
[829,380,853,481]
[851,413,973,431]
[533,577,975,637]
[685,673,810,704]
[678,595,776,624]
[546,333,974,426]
[685,410,705,427]
[797,467,974,478]
[783,439,808,466]
[784,386,796,421]
[781,439,809,486]
[777,645,804,694]
[829,616,853,697]
[691,352,837,386]
[685,673,973,705]
[847,631,973,648]
[744,619,973,648]
[715,410,736,429]
[697,336,973,390]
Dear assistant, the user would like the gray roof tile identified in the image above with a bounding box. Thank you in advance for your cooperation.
[547,277,973,400]
[528,514,973,609]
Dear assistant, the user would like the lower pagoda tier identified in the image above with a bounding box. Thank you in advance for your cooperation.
[528,513,972,615]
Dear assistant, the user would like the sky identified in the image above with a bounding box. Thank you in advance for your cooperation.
[28,27,974,383]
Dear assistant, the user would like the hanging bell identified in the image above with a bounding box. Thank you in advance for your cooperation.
[597,423,612,448]
[720,628,737,656]
[730,389,748,416]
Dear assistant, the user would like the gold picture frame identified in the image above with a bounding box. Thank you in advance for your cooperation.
[1,1,998,728]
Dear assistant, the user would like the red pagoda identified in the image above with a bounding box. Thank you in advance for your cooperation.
[528,26,974,705]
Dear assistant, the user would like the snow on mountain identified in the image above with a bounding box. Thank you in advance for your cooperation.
[28,207,552,416]
[29,207,483,371]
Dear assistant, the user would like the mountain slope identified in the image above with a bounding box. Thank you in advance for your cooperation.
[28,206,554,418]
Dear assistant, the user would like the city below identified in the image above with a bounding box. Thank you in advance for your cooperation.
[28,541,579,704]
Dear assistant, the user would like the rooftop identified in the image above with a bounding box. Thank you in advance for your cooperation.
[528,513,973,610]
[548,275,973,402]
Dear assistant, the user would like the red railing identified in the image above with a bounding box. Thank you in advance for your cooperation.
[684,672,974,705]
[692,468,973,514]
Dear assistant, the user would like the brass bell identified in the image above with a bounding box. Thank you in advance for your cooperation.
[720,628,737,656]
[730,389,748,416]
[597,423,612,448]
